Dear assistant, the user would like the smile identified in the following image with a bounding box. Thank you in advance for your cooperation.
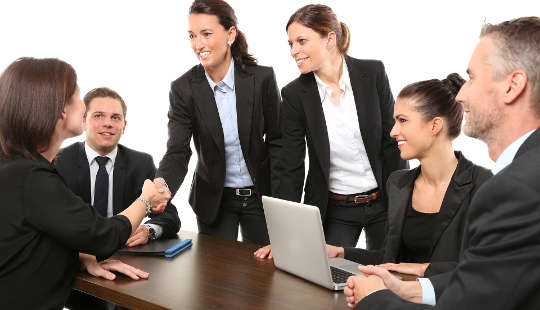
[296,57,308,66]
[199,51,210,59]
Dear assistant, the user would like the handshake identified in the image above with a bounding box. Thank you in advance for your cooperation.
[139,177,172,214]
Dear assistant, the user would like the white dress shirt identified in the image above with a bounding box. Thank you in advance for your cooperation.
[419,129,536,305]
[314,58,378,194]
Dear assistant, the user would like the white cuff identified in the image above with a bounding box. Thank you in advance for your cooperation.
[417,278,436,305]
[144,223,163,239]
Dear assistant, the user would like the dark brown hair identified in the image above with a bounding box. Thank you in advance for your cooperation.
[398,73,465,138]
[84,87,127,117]
[190,0,257,71]
[286,4,350,54]
[0,57,77,159]
[480,16,540,113]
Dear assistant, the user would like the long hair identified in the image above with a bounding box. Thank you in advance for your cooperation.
[287,4,350,54]
[0,57,77,159]
[190,0,257,71]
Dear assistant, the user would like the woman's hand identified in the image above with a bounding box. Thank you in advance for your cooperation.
[141,179,171,214]
[377,262,430,277]
[253,245,273,259]
[326,244,345,258]
[79,253,149,280]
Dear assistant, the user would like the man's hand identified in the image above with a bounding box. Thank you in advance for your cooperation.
[377,262,430,277]
[79,253,149,280]
[358,265,423,303]
[344,272,387,308]
[126,225,150,247]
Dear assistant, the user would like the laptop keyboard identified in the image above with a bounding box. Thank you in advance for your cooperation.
[330,266,354,284]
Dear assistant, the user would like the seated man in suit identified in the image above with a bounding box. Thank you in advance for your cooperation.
[56,87,180,244]
[343,16,540,309]
[57,87,181,309]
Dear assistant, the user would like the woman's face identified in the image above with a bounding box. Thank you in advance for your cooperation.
[63,87,85,138]
[287,22,329,74]
[188,13,236,71]
[390,97,438,160]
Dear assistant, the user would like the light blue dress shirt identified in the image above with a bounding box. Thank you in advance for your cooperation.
[205,59,253,188]
[419,129,536,305]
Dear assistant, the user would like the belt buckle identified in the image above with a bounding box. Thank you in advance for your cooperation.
[353,194,368,204]
[236,188,252,197]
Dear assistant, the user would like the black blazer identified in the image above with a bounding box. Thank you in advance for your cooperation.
[156,63,281,225]
[279,56,408,218]
[0,154,132,310]
[56,142,180,237]
[357,129,540,310]
[344,152,492,276]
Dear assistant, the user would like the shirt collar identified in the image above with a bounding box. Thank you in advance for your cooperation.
[205,58,235,92]
[314,57,351,101]
[85,142,118,167]
[492,129,535,174]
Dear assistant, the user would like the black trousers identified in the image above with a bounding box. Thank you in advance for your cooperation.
[323,197,386,250]
[197,191,270,246]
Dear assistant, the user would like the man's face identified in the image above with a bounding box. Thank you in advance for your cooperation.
[457,37,506,141]
[84,96,126,155]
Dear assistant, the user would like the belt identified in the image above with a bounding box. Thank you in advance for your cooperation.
[223,187,256,197]
[328,190,380,204]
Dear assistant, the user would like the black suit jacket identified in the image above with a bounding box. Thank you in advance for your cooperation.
[156,63,281,225]
[279,56,408,218]
[56,142,180,237]
[357,128,540,309]
[344,152,492,276]
[0,154,131,310]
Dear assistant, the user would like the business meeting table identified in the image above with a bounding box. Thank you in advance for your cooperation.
[74,231,400,310]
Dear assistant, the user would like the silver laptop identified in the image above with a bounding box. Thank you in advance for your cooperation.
[262,195,362,290]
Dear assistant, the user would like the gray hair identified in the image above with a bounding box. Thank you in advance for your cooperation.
[480,16,540,114]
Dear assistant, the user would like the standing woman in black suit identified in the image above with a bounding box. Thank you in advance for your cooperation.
[156,0,281,245]
[255,4,406,258]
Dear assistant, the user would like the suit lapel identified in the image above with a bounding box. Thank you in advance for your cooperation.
[429,152,472,257]
[301,74,330,182]
[112,146,126,215]
[191,65,225,155]
[346,56,380,177]
[77,142,92,204]
[383,168,418,261]
[235,66,254,160]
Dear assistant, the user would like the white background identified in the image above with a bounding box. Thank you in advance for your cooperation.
[1,0,537,237]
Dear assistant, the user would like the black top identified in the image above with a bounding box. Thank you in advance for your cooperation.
[344,152,492,276]
[400,195,440,263]
[0,154,132,310]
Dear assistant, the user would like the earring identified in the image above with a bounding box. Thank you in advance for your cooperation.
[227,41,232,46]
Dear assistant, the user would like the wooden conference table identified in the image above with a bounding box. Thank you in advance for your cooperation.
[74,231,352,310]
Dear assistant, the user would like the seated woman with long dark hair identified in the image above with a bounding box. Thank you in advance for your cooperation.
[327,73,492,277]
[0,57,170,309]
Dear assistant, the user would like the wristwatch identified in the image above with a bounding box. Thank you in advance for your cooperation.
[144,224,157,241]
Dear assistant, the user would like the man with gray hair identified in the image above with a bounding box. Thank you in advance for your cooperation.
[344,16,540,309]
